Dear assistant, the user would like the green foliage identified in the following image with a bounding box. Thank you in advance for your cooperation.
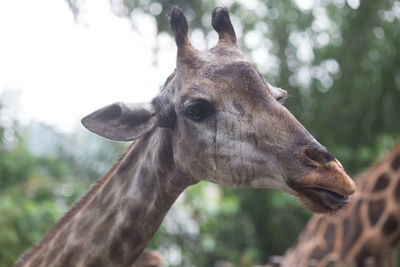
[0,115,127,265]
[0,184,65,267]
[0,141,35,193]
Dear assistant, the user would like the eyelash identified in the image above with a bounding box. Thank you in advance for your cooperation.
[182,99,215,122]
[276,95,286,104]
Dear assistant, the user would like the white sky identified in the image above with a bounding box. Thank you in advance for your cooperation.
[0,0,339,133]
[0,0,176,132]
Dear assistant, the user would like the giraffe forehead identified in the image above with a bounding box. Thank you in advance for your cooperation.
[203,61,265,85]
[181,61,271,103]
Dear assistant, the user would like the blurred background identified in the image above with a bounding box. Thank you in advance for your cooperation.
[1,0,400,266]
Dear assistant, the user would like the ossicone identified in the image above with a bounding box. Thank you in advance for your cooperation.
[168,6,189,46]
[212,7,237,46]
[168,6,195,57]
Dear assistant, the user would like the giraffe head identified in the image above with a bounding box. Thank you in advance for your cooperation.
[81,7,355,213]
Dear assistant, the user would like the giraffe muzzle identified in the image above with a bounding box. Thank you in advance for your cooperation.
[293,184,352,213]
[307,187,349,210]
[285,145,356,213]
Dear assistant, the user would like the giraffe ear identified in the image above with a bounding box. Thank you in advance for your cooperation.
[268,84,288,104]
[81,102,156,141]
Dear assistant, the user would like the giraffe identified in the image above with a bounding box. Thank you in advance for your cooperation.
[131,249,163,267]
[15,6,356,267]
[280,142,400,267]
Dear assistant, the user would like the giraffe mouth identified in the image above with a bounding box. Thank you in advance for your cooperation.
[290,185,350,213]
[302,187,349,212]
[312,188,348,208]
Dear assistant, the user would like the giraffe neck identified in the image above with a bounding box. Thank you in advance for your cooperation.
[17,129,196,267]
[281,144,400,267]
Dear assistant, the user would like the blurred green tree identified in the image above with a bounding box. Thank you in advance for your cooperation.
[7,0,400,265]
[0,103,127,266]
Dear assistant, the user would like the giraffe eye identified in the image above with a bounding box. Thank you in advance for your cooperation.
[182,99,215,122]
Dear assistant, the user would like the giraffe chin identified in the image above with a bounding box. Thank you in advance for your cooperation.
[296,188,349,214]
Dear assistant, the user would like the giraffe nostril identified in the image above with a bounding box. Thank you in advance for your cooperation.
[303,146,335,166]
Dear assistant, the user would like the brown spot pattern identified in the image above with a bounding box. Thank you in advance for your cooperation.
[138,167,157,199]
[85,257,104,267]
[75,215,92,238]
[324,223,336,250]
[91,210,117,245]
[58,246,81,267]
[109,225,143,265]
[118,144,142,175]
[382,214,398,235]
[30,254,45,267]
[43,249,58,266]
[368,199,385,226]
[42,231,69,265]
[100,191,115,210]
[390,233,400,247]
[109,238,124,264]
[340,201,362,257]
[394,179,400,202]
[121,225,143,248]
[390,153,400,171]
[372,173,390,192]
[356,244,372,266]
[309,223,336,259]
[310,245,324,259]
[54,228,69,248]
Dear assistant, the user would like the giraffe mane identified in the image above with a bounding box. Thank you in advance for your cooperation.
[15,143,135,266]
